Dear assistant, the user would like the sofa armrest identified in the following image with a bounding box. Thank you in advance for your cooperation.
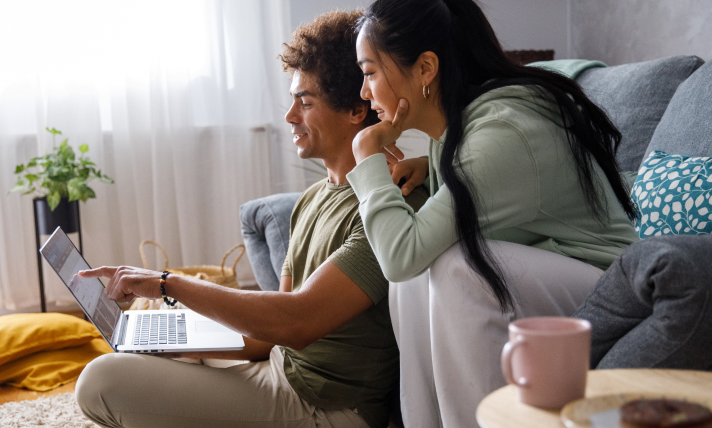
[239,193,300,291]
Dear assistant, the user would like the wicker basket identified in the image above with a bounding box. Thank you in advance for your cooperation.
[128,241,245,311]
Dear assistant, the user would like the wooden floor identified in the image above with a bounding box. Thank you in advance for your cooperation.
[0,308,86,405]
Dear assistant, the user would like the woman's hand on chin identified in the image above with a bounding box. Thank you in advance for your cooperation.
[78,266,163,303]
[353,98,409,164]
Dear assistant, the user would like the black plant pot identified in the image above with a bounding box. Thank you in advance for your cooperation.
[33,197,80,235]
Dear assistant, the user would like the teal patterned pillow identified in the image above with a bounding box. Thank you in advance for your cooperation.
[632,150,712,238]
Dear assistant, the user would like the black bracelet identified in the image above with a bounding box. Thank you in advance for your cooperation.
[160,271,178,308]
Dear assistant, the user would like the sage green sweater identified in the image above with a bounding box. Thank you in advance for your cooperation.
[346,85,639,282]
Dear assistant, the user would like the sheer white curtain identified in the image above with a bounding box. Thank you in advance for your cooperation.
[0,0,314,311]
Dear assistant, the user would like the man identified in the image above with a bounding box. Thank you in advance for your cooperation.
[76,10,426,428]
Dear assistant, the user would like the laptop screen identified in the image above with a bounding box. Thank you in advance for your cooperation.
[40,228,122,343]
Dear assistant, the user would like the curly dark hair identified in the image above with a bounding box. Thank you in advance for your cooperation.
[280,10,378,126]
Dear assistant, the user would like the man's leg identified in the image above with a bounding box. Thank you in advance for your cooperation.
[77,347,316,428]
[574,234,712,369]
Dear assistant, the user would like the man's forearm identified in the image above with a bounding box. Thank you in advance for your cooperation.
[162,274,308,348]
[162,262,372,351]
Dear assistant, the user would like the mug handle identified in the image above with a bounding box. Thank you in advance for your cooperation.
[501,335,528,387]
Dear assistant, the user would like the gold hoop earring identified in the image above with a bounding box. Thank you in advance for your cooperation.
[423,85,430,99]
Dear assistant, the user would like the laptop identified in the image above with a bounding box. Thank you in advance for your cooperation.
[40,227,245,353]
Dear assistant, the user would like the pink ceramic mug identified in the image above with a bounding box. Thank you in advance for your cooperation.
[500,316,591,409]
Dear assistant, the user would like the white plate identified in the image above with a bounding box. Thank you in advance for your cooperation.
[560,393,712,428]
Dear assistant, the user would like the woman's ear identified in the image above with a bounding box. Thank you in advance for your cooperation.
[350,102,369,125]
[416,51,440,87]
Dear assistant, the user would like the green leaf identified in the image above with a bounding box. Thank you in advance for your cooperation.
[47,192,61,211]
[12,128,112,204]
[68,188,81,201]
[79,187,96,202]
[58,139,76,161]
[67,178,82,201]
[22,188,36,196]
[10,183,27,193]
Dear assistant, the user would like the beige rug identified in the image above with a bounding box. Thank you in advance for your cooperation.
[0,392,98,427]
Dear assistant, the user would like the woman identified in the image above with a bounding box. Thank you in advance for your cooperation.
[345,0,639,426]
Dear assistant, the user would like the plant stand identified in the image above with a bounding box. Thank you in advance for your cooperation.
[33,198,83,313]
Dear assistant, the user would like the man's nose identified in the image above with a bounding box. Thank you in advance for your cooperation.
[285,102,299,124]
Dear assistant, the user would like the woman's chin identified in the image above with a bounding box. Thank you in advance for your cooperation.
[380,112,394,122]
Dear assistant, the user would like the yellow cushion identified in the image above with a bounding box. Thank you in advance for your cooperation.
[0,338,113,391]
[0,313,102,367]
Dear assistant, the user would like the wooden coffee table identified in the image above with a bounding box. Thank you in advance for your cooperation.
[476,369,712,428]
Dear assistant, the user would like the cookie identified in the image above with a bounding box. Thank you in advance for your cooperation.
[620,398,712,428]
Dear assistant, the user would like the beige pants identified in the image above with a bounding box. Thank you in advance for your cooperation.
[76,347,370,428]
[390,241,604,428]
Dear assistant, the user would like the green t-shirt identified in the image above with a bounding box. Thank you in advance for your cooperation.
[280,178,426,428]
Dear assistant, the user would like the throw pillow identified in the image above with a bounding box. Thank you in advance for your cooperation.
[0,337,112,391]
[644,59,712,161]
[632,150,712,238]
[0,313,102,367]
[576,55,704,171]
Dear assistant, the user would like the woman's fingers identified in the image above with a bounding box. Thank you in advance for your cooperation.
[400,175,421,197]
[390,157,429,196]
[391,98,409,132]
[384,141,405,161]
[352,98,409,164]
[390,161,409,185]
[382,148,400,164]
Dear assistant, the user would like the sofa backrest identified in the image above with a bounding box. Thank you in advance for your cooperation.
[575,56,704,172]
[643,59,712,161]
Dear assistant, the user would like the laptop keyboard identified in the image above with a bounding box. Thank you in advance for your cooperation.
[133,313,187,346]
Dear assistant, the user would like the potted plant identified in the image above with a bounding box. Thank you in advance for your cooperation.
[10,127,114,235]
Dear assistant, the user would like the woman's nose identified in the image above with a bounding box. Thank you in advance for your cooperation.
[360,80,371,101]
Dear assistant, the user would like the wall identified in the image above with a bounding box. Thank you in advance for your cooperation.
[479,0,570,58]
[291,0,712,66]
[571,0,712,65]
[290,0,571,58]
[290,0,371,30]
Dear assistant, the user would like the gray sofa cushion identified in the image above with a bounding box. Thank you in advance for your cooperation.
[576,56,704,171]
[239,192,300,291]
[644,59,712,160]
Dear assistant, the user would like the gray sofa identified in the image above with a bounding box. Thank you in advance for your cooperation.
[238,55,712,426]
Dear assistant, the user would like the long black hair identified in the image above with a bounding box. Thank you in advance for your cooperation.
[358,0,636,312]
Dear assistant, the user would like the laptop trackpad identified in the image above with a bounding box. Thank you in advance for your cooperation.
[195,321,232,333]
